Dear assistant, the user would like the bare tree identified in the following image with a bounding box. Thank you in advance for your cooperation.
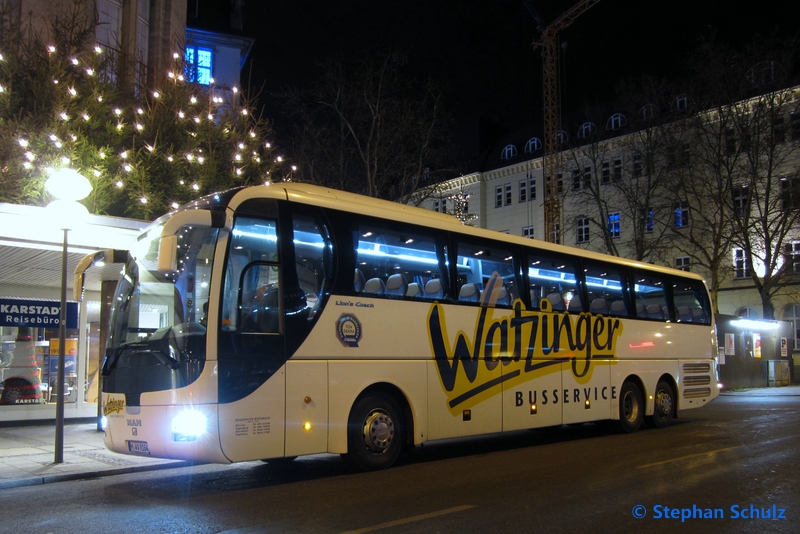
[275,50,454,202]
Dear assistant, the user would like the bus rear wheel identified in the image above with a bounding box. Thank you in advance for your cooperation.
[647,380,675,428]
[345,393,404,471]
[618,381,644,433]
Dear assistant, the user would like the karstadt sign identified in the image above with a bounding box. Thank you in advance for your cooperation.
[0,297,78,329]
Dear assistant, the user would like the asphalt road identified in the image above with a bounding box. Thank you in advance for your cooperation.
[2,394,798,534]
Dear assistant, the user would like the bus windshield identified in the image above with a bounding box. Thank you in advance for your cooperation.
[102,218,219,391]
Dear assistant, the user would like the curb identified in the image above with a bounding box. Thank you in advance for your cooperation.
[0,460,193,491]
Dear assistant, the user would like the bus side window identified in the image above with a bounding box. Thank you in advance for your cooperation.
[354,221,447,301]
[584,263,630,317]
[292,212,331,318]
[240,264,281,333]
[526,252,580,311]
[672,278,711,325]
[454,240,518,307]
[633,272,668,321]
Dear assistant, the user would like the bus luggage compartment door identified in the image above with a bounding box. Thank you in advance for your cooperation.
[285,360,328,456]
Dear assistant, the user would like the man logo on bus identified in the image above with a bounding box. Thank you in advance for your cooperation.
[427,273,623,414]
[337,313,362,347]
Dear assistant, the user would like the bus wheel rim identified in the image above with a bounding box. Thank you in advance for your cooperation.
[655,390,673,416]
[622,391,638,422]
[362,410,394,453]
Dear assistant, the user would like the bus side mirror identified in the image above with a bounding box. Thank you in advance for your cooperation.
[158,235,179,276]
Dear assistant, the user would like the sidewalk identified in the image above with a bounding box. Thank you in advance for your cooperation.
[1,385,799,490]
[0,422,191,490]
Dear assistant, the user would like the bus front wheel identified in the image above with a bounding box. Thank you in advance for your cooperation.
[647,380,675,428]
[345,393,404,471]
[618,381,644,433]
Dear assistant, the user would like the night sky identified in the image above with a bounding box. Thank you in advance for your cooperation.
[189,0,800,151]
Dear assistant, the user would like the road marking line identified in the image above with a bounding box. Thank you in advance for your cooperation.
[339,505,475,534]
[637,446,741,468]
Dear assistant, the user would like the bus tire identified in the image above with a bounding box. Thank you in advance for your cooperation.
[345,393,404,471]
[647,380,675,428]
[618,381,643,433]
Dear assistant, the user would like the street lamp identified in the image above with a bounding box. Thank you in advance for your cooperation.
[45,168,92,464]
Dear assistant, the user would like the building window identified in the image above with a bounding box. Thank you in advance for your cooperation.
[613,157,622,181]
[672,94,688,112]
[668,143,690,168]
[522,226,535,239]
[734,248,751,279]
[529,178,536,201]
[782,304,800,350]
[639,208,654,233]
[519,180,527,202]
[556,172,563,194]
[185,46,213,85]
[501,144,517,160]
[674,201,690,228]
[791,112,800,141]
[725,127,737,155]
[433,199,440,212]
[633,152,642,178]
[551,222,561,245]
[524,138,542,153]
[739,127,751,153]
[675,256,690,271]
[572,168,581,190]
[772,116,785,144]
[737,307,759,318]
[578,122,596,138]
[733,185,749,218]
[606,113,626,131]
[601,161,610,184]
[781,177,800,211]
[495,186,503,208]
[576,217,590,244]
[607,212,620,238]
[505,184,512,206]
[784,241,800,273]
[441,198,447,213]
[583,165,591,189]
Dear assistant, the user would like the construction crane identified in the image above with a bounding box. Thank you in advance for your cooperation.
[527,0,601,243]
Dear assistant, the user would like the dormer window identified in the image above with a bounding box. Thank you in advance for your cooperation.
[555,130,569,144]
[606,113,626,131]
[639,103,657,121]
[577,122,596,138]
[501,144,517,160]
[671,94,688,112]
[524,137,542,153]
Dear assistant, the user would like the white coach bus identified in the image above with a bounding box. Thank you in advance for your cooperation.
[79,183,719,470]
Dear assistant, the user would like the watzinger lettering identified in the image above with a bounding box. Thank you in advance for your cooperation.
[427,274,623,414]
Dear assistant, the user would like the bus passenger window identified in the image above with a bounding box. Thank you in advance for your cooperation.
[672,278,711,324]
[527,253,580,311]
[455,240,518,307]
[633,272,668,321]
[584,264,630,317]
[354,221,448,300]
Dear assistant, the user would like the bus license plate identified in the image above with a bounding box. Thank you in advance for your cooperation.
[128,440,150,454]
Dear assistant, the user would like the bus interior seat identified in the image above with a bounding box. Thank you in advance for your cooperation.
[646,303,664,320]
[424,279,444,299]
[609,300,627,316]
[406,282,423,298]
[636,302,647,318]
[354,269,366,293]
[364,278,386,295]
[568,296,582,312]
[691,307,706,323]
[677,305,692,322]
[385,274,408,296]
[459,283,481,303]
[547,292,565,311]
[590,298,609,315]
[494,286,511,306]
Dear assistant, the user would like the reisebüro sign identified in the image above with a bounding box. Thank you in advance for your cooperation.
[0,297,78,329]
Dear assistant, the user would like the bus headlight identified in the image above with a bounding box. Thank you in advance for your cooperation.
[171,410,207,442]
